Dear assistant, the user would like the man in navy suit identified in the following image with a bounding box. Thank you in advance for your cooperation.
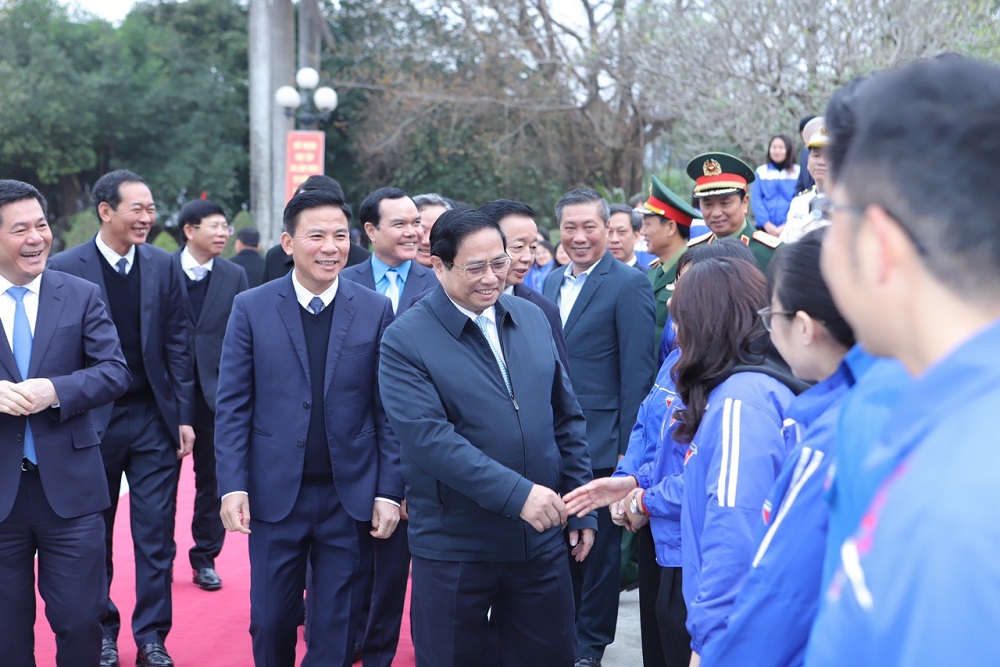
[0,180,131,667]
[48,170,195,667]
[379,208,596,665]
[216,189,401,666]
[479,199,570,370]
[608,204,655,272]
[230,227,264,289]
[544,188,655,667]
[174,199,248,592]
[339,186,437,667]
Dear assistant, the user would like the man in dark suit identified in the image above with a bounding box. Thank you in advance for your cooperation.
[48,170,195,667]
[608,204,655,272]
[543,188,655,667]
[260,175,369,284]
[379,209,596,665]
[0,180,131,667]
[174,199,248,592]
[230,227,264,289]
[338,186,436,667]
[216,189,401,666]
[479,198,570,370]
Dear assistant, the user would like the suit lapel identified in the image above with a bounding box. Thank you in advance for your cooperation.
[137,245,156,353]
[174,252,198,325]
[563,253,611,336]
[81,239,110,304]
[542,265,566,302]
[275,277,311,383]
[198,262,229,328]
[399,262,431,307]
[358,260,377,290]
[28,272,64,379]
[323,282,357,397]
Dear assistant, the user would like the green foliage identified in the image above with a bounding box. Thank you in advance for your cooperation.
[60,210,100,251]
[151,229,180,253]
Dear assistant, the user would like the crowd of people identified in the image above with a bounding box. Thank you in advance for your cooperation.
[1,53,999,667]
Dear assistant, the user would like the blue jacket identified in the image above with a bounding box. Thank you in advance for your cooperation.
[820,348,910,588]
[614,348,685,566]
[681,371,797,655]
[807,318,1000,667]
[378,288,596,562]
[702,352,868,667]
[750,163,800,228]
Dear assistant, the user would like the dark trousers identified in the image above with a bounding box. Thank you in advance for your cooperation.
[570,467,622,659]
[656,566,691,667]
[0,471,106,667]
[359,519,411,667]
[249,481,372,667]
[410,543,575,667]
[189,390,224,570]
[101,400,180,647]
[638,524,668,667]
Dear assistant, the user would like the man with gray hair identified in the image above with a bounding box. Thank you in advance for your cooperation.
[413,193,453,268]
[543,188,655,667]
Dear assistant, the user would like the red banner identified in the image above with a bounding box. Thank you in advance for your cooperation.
[284,130,326,203]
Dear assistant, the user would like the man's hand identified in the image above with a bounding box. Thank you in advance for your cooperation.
[563,476,638,517]
[371,500,401,539]
[568,528,596,562]
[221,493,252,534]
[610,497,631,528]
[764,222,783,237]
[399,499,408,521]
[0,380,33,416]
[689,651,701,667]
[519,484,567,533]
[17,378,59,413]
[177,425,195,459]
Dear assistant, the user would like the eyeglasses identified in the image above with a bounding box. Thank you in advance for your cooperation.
[195,222,235,234]
[756,306,795,332]
[825,200,928,256]
[450,255,512,278]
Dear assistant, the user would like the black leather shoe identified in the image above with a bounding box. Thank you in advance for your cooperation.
[192,567,222,591]
[136,642,174,667]
[100,638,120,667]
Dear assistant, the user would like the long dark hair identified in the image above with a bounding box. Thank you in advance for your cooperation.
[671,258,770,444]
[767,134,796,172]
[767,228,856,349]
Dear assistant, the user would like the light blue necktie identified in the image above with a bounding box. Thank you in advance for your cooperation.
[309,296,324,315]
[474,315,512,396]
[8,286,35,463]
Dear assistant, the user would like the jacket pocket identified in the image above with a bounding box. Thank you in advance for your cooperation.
[72,426,101,449]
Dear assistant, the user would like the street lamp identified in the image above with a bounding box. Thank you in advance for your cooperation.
[275,67,339,129]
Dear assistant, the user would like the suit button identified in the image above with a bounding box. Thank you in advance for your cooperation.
[15,434,22,443]
[297,439,305,448]
[303,401,310,409]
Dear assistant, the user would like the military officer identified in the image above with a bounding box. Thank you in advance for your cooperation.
[639,176,703,356]
[685,152,781,271]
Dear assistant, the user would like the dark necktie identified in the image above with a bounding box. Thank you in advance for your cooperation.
[116,257,128,276]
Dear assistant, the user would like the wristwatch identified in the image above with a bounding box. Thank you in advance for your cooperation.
[629,489,647,517]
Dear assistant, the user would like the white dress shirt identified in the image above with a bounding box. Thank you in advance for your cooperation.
[0,273,42,350]
[180,246,215,280]
[558,260,600,326]
[291,272,339,310]
[95,232,136,274]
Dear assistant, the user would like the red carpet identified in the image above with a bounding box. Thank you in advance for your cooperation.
[33,458,416,666]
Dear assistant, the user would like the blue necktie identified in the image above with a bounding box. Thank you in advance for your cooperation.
[116,257,128,276]
[8,286,35,463]
[309,296,324,314]
[474,315,512,396]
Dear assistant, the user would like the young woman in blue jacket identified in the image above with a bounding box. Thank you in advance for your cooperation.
[751,134,800,236]
[700,229,858,667]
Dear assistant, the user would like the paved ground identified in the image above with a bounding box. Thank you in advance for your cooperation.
[603,589,643,666]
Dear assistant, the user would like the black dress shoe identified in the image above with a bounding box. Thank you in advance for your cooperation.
[100,638,120,667]
[136,642,174,667]
[192,567,223,591]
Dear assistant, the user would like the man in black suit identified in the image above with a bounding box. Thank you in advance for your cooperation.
[479,199,570,370]
[340,186,437,667]
[231,227,264,289]
[175,199,248,593]
[216,189,401,665]
[48,170,195,667]
[0,180,131,667]
[260,175,369,284]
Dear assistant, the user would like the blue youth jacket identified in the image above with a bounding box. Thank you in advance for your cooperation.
[807,318,1000,666]
[681,371,798,655]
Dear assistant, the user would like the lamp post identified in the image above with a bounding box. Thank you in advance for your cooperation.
[274,67,338,129]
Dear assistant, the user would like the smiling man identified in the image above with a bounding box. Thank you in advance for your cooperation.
[341,187,438,316]
[542,188,655,667]
[48,169,195,667]
[215,189,400,666]
[379,208,596,665]
[685,153,781,272]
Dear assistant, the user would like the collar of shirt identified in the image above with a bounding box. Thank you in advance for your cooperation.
[94,232,136,272]
[0,273,43,342]
[447,297,496,325]
[180,246,215,277]
[371,255,411,285]
[291,271,338,311]
[564,258,601,282]
[625,255,638,267]
[502,285,515,296]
